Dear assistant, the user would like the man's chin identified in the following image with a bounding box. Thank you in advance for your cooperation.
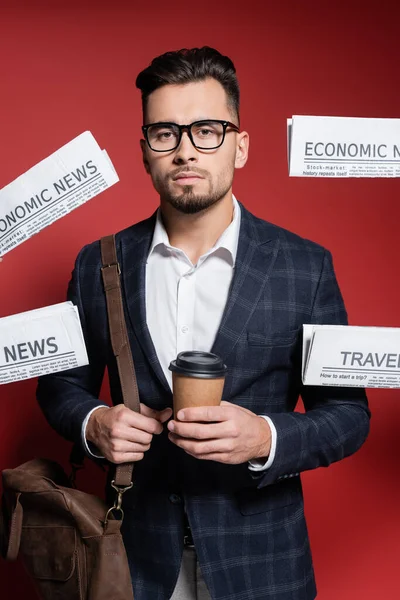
[166,192,220,215]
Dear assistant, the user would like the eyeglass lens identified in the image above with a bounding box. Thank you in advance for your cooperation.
[147,121,225,151]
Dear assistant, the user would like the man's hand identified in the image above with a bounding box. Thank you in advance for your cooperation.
[86,404,172,464]
[167,401,271,464]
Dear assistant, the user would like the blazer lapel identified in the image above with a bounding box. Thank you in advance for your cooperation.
[118,203,280,393]
[211,203,280,362]
[119,214,171,395]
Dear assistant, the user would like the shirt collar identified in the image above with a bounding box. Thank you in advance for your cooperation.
[147,195,241,266]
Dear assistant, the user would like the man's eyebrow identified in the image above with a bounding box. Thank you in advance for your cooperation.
[149,117,218,124]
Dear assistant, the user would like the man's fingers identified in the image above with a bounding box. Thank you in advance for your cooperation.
[108,429,153,452]
[111,405,164,434]
[107,427,152,449]
[92,405,172,460]
[140,404,173,425]
[167,420,235,440]
[168,433,235,456]
[114,426,153,445]
[106,451,145,464]
[176,405,230,423]
[139,403,160,418]
[159,407,173,423]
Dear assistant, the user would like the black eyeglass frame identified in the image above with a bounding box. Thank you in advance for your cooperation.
[142,119,240,152]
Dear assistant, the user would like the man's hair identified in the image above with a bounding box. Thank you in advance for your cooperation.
[136,46,240,123]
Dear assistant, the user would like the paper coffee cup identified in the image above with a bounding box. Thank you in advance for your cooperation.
[169,351,227,419]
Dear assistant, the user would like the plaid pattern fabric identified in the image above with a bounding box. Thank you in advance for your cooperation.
[37,203,370,600]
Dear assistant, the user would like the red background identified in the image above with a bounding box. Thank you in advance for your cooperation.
[0,1,399,598]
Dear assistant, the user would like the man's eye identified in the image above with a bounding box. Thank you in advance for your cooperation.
[198,128,215,137]
[157,131,173,139]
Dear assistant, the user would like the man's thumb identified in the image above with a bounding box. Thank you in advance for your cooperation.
[158,407,173,423]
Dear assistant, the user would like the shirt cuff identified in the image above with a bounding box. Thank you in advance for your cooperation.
[81,405,109,459]
[248,416,277,472]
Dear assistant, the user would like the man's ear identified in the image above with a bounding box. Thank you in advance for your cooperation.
[140,139,151,174]
[235,131,249,170]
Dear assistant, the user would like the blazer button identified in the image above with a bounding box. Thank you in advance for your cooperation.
[169,493,182,504]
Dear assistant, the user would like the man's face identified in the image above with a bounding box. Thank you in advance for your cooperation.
[141,78,248,214]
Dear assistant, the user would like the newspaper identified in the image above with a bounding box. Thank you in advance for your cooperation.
[287,116,400,178]
[0,131,119,256]
[0,301,88,385]
[302,324,400,388]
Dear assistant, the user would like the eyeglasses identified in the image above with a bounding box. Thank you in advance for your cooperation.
[142,119,240,152]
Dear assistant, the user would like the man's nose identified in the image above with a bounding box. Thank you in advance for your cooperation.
[173,130,198,163]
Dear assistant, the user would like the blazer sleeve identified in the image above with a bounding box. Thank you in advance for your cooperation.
[254,249,371,488]
[36,245,109,447]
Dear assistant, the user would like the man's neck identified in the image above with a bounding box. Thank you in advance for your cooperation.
[160,193,234,265]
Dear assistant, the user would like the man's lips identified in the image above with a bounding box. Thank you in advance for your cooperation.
[172,172,204,182]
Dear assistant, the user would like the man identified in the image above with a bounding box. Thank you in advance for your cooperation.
[37,47,370,600]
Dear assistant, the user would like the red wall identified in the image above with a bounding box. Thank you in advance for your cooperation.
[1,1,399,598]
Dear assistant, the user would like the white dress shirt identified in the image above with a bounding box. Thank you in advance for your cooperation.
[83,196,276,470]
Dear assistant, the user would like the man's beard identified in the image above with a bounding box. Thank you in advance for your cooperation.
[166,186,228,214]
[158,169,233,215]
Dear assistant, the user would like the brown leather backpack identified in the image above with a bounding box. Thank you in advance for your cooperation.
[0,236,137,599]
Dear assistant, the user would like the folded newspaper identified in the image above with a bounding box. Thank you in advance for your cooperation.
[0,301,88,385]
[287,116,400,178]
[0,131,119,256]
[303,324,400,388]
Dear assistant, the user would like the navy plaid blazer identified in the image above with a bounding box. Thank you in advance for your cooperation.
[37,202,370,600]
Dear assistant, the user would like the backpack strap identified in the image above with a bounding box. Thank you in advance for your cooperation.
[100,235,140,490]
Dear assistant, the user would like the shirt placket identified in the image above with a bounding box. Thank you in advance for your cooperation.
[176,265,196,355]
